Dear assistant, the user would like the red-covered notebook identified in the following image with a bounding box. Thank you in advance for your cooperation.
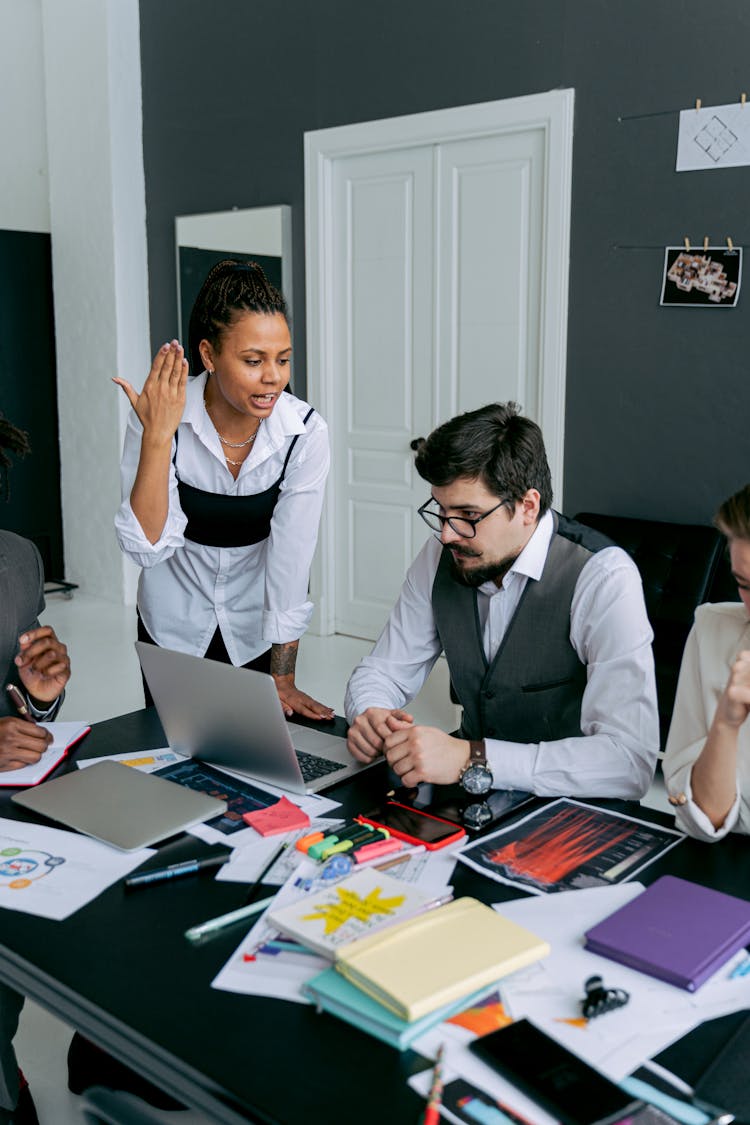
[0,721,90,787]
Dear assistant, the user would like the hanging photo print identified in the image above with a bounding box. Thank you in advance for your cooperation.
[660,245,742,307]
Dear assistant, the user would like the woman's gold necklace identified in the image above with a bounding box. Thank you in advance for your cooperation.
[204,393,260,466]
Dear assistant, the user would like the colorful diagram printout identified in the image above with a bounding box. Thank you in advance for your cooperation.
[458,800,683,894]
[0,847,65,890]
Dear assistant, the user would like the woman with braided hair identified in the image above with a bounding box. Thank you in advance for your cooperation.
[114,259,333,719]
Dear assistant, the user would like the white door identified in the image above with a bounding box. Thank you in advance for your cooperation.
[329,146,435,639]
[306,92,573,641]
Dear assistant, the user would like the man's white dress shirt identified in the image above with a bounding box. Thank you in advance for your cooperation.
[345,510,659,798]
[115,375,329,665]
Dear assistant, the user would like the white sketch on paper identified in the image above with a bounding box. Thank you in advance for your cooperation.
[676,101,750,171]
[694,115,738,162]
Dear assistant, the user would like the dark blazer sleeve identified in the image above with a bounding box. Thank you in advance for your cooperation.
[0,531,45,718]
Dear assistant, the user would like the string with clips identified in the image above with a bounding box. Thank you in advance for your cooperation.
[614,235,738,253]
[617,89,747,123]
[681,235,737,253]
[614,92,746,252]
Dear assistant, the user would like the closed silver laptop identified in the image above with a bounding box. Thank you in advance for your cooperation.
[135,642,372,794]
[13,760,227,851]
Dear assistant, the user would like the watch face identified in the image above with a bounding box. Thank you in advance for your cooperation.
[463,801,492,831]
[461,763,493,795]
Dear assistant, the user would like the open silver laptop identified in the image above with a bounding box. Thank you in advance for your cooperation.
[135,642,373,795]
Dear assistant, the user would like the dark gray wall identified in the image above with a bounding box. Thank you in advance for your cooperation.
[139,0,750,524]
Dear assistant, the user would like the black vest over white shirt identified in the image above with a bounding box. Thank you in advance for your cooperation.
[174,407,315,548]
[432,512,614,744]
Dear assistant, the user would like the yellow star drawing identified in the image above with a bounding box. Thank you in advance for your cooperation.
[302,886,406,934]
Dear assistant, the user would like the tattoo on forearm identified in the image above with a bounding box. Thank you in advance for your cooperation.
[270,641,298,678]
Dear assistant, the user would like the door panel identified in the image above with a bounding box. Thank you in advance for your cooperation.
[435,130,545,422]
[331,149,434,639]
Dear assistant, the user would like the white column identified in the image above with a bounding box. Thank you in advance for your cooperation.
[41,0,149,603]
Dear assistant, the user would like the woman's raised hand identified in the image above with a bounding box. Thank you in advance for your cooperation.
[718,650,750,729]
[113,340,189,444]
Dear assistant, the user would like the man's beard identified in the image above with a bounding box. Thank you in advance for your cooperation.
[448,546,515,588]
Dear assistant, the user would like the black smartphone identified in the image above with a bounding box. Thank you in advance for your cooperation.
[358,801,465,849]
[470,1020,640,1125]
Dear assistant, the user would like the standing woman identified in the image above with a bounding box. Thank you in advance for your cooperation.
[663,483,750,839]
[114,260,333,719]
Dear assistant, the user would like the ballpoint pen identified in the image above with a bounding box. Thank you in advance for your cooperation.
[125,851,230,889]
[6,684,36,724]
[244,840,290,903]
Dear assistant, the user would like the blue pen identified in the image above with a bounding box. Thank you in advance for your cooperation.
[619,1077,711,1125]
[729,954,750,978]
[125,852,229,889]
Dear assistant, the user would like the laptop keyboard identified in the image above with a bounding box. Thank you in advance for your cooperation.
[295,750,343,782]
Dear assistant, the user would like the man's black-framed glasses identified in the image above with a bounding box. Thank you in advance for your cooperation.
[418,497,508,539]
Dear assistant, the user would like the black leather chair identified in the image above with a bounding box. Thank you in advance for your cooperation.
[575,512,738,747]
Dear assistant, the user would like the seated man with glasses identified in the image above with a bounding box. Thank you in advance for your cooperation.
[345,402,659,802]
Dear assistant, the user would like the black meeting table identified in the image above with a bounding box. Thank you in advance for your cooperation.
[0,709,747,1124]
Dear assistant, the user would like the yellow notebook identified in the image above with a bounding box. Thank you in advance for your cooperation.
[335,896,549,1022]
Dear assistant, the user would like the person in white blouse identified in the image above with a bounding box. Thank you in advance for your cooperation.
[114,260,332,719]
[345,402,659,801]
[663,484,750,841]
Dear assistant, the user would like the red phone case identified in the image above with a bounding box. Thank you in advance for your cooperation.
[357,801,465,850]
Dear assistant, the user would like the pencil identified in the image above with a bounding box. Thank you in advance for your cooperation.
[421,1043,444,1125]
[245,840,289,903]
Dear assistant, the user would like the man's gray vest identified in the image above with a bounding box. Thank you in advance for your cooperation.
[432,513,614,744]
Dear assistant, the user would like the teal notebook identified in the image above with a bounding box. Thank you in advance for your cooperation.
[303,966,492,1051]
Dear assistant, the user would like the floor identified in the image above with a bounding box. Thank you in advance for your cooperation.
[14,591,672,1123]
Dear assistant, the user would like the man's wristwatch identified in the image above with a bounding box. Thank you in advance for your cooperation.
[459,740,493,796]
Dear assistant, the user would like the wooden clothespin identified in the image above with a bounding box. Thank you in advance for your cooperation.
[703,235,709,251]
[695,98,702,111]
[727,236,735,250]
[684,236,691,250]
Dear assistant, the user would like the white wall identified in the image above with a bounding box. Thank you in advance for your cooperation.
[0,0,148,605]
[0,0,49,232]
[41,0,148,604]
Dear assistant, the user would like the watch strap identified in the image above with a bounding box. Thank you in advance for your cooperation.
[468,739,487,767]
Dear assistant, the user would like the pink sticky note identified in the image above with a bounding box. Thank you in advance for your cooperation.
[243,796,310,836]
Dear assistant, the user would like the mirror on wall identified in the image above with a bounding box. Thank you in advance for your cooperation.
[174,205,293,346]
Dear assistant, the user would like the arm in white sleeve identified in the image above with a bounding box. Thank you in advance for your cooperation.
[662,621,741,842]
[486,548,659,799]
[345,539,444,721]
[262,419,330,645]
[114,410,187,567]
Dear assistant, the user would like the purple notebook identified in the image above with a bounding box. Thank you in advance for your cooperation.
[584,875,750,991]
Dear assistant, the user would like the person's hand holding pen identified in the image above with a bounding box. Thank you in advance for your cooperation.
[0,684,52,772]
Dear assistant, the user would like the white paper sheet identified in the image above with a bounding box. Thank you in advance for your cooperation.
[0,816,153,920]
[489,886,750,1080]
[676,100,750,170]
[77,748,187,772]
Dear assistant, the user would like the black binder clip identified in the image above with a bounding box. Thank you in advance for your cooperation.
[581,975,630,1020]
